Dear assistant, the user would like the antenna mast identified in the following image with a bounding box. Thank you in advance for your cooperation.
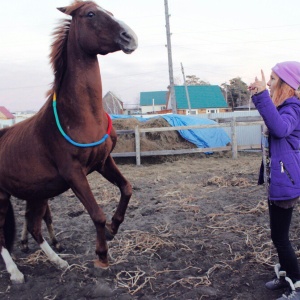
[181,62,192,114]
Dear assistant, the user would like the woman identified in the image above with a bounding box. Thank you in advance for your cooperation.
[249,61,300,300]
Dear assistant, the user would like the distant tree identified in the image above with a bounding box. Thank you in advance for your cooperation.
[221,77,250,110]
[174,76,182,85]
[185,75,210,86]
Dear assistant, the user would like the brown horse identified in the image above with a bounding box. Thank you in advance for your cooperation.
[0,0,137,284]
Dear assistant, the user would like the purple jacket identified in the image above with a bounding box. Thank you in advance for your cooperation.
[252,90,300,201]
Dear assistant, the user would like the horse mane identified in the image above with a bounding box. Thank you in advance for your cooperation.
[47,1,94,97]
[47,19,71,97]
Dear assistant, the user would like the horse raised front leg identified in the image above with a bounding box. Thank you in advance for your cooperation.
[0,192,24,284]
[21,201,63,253]
[97,155,132,241]
[25,199,68,270]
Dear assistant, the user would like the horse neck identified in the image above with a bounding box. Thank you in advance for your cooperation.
[58,48,104,121]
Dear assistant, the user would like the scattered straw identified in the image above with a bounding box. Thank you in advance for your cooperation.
[19,250,49,265]
[60,262,89,279]
[109,230,175,265]
[205,175,254,187]
[116,269,155,295]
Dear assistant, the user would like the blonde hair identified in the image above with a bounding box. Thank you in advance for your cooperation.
[272,78,300,106]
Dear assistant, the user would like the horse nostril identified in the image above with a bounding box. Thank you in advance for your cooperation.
[120,31,131,43]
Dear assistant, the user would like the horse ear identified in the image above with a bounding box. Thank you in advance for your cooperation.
[57,6,69,15]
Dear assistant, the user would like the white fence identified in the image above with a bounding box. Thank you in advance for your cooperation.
[112,118,264,165]
[197,111,262,146]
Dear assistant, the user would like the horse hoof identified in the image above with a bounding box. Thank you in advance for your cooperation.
[94,259,109,269]
[20,241,29,253]
[58,259,69,270]
[105,223,115,241]
[53,243,64,253]
[21,246,29,253]
[11,273,25,284]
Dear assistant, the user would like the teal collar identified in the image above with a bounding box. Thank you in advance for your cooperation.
[52,93,112,148]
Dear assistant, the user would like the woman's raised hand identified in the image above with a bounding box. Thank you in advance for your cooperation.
[249,70,266,96]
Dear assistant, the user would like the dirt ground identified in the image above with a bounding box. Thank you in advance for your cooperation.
[1,118,300,300]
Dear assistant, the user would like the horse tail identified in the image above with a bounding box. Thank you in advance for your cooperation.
[4,200,16,253]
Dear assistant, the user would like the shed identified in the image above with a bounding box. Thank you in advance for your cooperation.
[103,92,124,115]
[140,91,168,114]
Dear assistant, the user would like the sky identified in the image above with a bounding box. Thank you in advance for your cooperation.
[0,0,299,112]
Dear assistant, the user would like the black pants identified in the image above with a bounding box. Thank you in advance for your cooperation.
[268,201,300,282]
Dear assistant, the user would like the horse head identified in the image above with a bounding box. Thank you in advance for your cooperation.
[57,1,138,56]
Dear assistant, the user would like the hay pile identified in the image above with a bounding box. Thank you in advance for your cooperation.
[112,117,196,154]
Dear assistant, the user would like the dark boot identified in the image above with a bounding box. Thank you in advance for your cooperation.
[277,278,300,300]
[265,263,289,290]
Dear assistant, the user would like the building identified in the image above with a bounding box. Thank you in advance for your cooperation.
[14,110,36,123]
[140,91,168,114]
[169,85,229,115]
[0,106,15,128]
[103,91,124,115]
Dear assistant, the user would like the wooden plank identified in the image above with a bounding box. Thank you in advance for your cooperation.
[112,146,231,157]
[139,146,231,156]
[116,129,135,134]
[237,144,261,150]
[216,116,263,123]
[231,118,237,159]
[235,121,264,126]
[111,145,261,158]
[136,121,264,134]
[135,126,141,166]
[115,122,264,135]
[112,152,136,157]
[138,123,229,133]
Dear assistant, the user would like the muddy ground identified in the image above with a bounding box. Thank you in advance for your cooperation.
[1,118,300,300]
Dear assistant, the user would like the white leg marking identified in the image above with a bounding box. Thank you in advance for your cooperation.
[40,240,68,269]
[1,248,24,284]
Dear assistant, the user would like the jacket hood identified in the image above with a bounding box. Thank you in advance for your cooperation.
[278,96,300,109]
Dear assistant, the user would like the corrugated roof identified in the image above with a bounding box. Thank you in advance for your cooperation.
[174,85,228,109]
[140,91,168,106]
[0,106,15,119]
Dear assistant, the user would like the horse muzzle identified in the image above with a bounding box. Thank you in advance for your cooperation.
[118,23,138,54]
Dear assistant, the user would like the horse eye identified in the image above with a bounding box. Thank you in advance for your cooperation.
[87,12,95,18]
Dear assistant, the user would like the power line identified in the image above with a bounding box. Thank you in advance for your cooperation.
[0,84,49,91]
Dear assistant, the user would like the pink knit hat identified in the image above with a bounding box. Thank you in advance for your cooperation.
[272,61,300,90]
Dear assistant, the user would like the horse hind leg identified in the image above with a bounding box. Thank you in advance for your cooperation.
[0,191,24,284]
[21,201,63,253]
[25,199,68,270]
[43,203,64,252]
[97,155,132,240]
[20,218,29,252]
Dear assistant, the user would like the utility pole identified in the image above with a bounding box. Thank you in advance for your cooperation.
[164,0,177,114]
[180,62,191,114]
[152,98,155,113]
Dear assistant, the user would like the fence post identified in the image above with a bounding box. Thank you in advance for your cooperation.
[231,117,238,159]
[135,125,141,165]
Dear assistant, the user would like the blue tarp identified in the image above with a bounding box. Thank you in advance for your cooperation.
[110,114,231,148]
[162,114,230,148]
